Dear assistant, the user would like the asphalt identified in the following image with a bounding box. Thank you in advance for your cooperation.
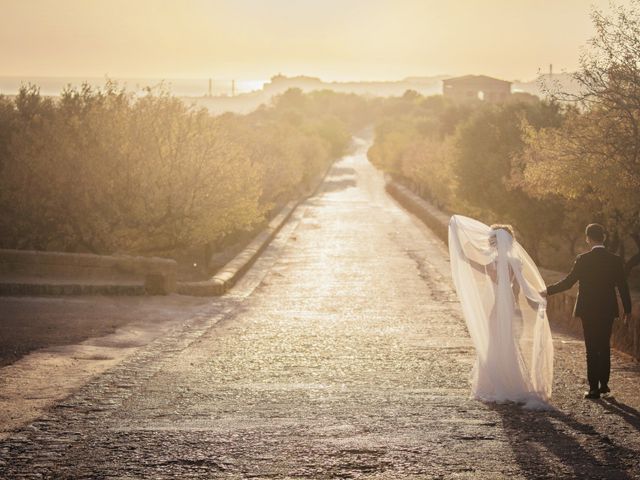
[1,137,639,479]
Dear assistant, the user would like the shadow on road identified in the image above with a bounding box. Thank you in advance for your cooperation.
[329,166,357,177]
[321,178,357,193]
[600,397,640,432]
[490,403,635,479]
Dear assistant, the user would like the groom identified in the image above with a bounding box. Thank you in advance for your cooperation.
[545,223,632,399]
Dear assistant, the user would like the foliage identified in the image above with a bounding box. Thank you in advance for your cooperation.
[367,92,566,263]
[0,84,358,255]
[369,0,640,275]
[520,0,640,272]
[452,101,564,261]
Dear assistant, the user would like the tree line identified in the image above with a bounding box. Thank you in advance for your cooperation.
[0,84,369,256]
[369,1,640,277]
[1,1,637,280]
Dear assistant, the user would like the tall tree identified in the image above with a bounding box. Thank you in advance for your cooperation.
[452,101,563,262]
[522,0,640,273]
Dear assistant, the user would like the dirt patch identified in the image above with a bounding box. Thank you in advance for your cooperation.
[0,294,215,437]
[0,295,211,367]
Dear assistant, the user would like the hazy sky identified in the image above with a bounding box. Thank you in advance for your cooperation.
[0,0,631,82]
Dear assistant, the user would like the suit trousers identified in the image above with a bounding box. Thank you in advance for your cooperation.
[580,316,614,391]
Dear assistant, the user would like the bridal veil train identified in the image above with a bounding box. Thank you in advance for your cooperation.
[448,215,554,409]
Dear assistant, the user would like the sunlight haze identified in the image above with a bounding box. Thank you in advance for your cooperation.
[0,0,632,82]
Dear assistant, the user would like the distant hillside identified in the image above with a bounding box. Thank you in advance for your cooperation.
[191,73,584,114]
[262,74,448,97]
[189,74,449,114]
[1,73,584,115]
[512,73,581,98]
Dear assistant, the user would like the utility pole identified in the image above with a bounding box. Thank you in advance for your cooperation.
[208,78,212,97]
[549,64,553,77]
[231,79,236,97]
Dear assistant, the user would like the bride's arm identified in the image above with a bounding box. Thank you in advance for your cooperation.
[511,267,520,297]
[509,256,545,308]
[467,257,495,280]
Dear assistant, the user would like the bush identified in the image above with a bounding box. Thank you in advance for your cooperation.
[0,84,359,256]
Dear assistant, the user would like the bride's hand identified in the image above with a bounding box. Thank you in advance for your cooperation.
[539,289,547,298]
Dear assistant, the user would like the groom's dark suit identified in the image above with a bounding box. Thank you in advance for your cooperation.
[546,246,631,392]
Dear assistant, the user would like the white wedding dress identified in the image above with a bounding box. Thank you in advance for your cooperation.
[448,215,553,409]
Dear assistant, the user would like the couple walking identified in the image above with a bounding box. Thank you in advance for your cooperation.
[448,216,632,408]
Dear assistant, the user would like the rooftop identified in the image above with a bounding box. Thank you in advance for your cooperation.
[443,75,512,86]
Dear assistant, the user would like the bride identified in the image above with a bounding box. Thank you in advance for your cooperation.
[448,215,553,409]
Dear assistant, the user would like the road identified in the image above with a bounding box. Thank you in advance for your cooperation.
[1,137,640,479]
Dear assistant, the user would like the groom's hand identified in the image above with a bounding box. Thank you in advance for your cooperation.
[540,289,547,298]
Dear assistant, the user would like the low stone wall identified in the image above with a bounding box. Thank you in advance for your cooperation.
[385,181,449,243]
[177,201,298,296]
[176,157,335,296]
[0,249,177,295]
[0,158,336,298]
[386,178,640,361]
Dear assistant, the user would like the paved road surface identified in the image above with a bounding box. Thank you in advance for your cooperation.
[2,137,640,479]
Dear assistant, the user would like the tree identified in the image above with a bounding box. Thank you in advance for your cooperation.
[0,95,16,171]
[522,0,640,273]
[0,83,366,259]
[451,101,564,262]
[400,136,455,209]
[0,84,264,254]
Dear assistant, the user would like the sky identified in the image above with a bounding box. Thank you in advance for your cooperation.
[0,0,632,83]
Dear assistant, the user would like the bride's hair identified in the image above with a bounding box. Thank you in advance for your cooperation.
[490,224,515,239]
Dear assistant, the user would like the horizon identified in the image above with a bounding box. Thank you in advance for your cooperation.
[0,70,568,81]
[0,71,570,98]
[1,0,632,83]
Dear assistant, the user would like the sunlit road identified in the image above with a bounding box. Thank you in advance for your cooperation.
[2,137,640,479]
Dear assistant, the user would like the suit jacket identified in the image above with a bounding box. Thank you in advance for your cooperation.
[546,247,631,319]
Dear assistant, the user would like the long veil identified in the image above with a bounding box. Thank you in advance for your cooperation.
[448,215,553,408]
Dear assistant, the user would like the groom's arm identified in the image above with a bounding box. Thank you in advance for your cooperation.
[546,257,581,296]
[615,257,632,315]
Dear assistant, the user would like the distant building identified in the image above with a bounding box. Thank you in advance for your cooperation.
[264,74,324,93]
[442,75,511,102]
